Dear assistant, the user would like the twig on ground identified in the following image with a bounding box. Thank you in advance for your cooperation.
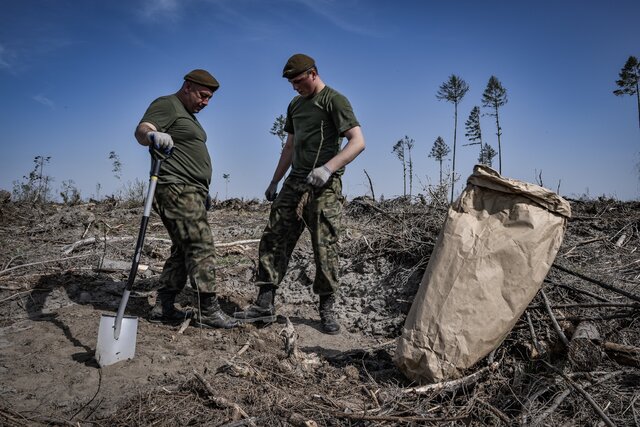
[403,363,498,395]
[542,361,617,427]
[540,289,570,347]
[177,317,191,334]
[545,279,609,302]
[475,398,510,424]
[552,263,640,303]
[193,369,254,425]
[526,311,543,355]
[62,236,259,255]
[0,254,92,276]
[533,371,624,425]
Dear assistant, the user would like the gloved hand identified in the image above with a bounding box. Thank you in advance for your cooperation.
[265,181,278,201]
[306,165,332,187]
[147,131,174,153]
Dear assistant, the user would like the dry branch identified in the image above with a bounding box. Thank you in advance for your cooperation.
[193,370,254,424]
[603,342,640,367]
[62,236,259,255]
[545,279,610,302]
[532,371,624,425]
[403,363,498,395]
[540,289,570,347]
[543,361,617,427]
[553,263,640,303]
[0,254,92,276]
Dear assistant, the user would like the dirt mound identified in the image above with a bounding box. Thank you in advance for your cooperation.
[0,196,638,426]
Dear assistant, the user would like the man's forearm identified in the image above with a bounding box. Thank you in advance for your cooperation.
[135,122,157,146]
[324,126,365,173]
[271,134,294,183]
[271,147,293,183]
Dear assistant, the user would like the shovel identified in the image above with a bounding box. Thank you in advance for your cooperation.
[95,147,167,367]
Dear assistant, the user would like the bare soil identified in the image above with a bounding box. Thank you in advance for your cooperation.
[0,195,638,426]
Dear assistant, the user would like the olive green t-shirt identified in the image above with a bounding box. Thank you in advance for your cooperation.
[140,94,211,193]
[284,86,359,178]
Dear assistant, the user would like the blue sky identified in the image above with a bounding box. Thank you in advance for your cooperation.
[1,0,639,202]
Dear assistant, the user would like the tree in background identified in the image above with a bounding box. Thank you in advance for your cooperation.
[392,139,407,197]
[437,74,469,202]
[222,173,231,199]
[109,151,122,180]
[60,179,81,205]
[402,136,415,197]
[464,106,483,160]
[482,76,508,174]
[613,55,640,130]
[13,155,53,203]
[270,114,287,150]
[478,143,497,167]
[429,136,450,186]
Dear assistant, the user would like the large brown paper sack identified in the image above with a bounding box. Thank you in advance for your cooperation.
[394,165,571,383]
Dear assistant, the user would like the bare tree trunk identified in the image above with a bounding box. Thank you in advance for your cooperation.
[402,159,407,197]
[451,103,458,203]
[408,152,413,198]
[363,169,375,200]
[494,105,502,174]
[636,80,640,129]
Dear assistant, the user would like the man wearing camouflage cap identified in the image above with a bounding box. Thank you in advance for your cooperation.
[235,54,366,334]
[135,69,238,329]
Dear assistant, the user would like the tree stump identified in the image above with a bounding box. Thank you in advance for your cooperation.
[568,321,602,371]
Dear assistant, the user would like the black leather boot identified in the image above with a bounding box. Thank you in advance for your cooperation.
[194,293,239,329]
[319,294,340,335]
[234,284,277,323]
[149,290,191,325]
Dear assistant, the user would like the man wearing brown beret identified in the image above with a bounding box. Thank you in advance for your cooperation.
[235,54,366,334]
[134,69,238,329]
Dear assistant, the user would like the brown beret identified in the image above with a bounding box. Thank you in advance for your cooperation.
[282,54,316,79]
[184,69,220,91]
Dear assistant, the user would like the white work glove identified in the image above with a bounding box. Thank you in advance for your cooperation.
[265,181,278,201]
[147,131,174,152]
[306,165,332,187]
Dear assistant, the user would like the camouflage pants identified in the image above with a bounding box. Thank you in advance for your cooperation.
[152,184,216,294]
[258,175,344,295]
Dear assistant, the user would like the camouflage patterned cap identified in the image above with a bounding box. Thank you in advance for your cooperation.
[184,69,220,91]
[282,54,316,79]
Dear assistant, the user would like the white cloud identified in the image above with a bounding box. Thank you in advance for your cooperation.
[0,44,12,69]
[290,0,379,37]
[139,0,181,20]
[33,94,55,109]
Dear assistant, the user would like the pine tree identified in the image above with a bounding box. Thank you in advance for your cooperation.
[482,76,507,174]
[392,139,407,197]
[222,173,230,199]
[429,136,450,186]
[478,143,497,167]
[437,75,469,202]
[270,115,287,149]
[464,106,483,160]
[613,56,640,130]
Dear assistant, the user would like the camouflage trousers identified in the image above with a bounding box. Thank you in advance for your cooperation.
[152,183,216,294]
[258,175,344,295]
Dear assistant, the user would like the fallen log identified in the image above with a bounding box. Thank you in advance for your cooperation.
[602,342,640,368]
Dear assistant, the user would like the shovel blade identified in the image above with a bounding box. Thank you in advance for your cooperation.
[95,314,138,367]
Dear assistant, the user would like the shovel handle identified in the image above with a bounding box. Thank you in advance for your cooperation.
[113,148,170,340]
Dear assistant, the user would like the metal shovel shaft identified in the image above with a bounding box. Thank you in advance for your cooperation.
[112,156,162,340]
